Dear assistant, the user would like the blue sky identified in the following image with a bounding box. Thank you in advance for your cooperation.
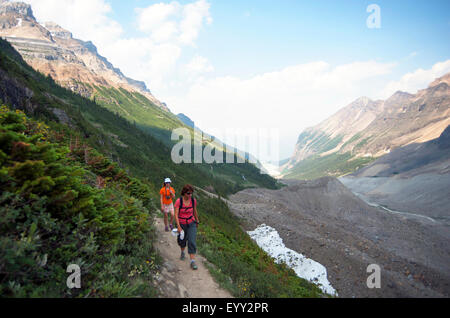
[107,0,450,77]
[24,0,450,160]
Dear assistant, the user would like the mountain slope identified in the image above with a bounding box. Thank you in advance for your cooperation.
[0,37,278,196]
[177,113,195,128]
[0,1,166,109]
[0,37,323,298]
[283,74,450,179]
[0,0,190,146]
[0,1,278,191]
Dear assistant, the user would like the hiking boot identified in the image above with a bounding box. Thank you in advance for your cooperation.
[169,224,173,230]
[191,261,198,270]
[165,226,169,232]
[180,252,185,261]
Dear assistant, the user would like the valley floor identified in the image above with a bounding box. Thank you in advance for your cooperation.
[226,178,450,298]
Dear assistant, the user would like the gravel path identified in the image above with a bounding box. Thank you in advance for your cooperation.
[153,218,232,298]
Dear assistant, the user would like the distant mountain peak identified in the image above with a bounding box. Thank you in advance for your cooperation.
[0,0,34,19]
[392,90,412,97]
[349,96,373,108]
[283,72,450,180]
[356,96,371,103]
[385,90,414,104]
[0,0,168,111]
[43,22,72,40]
[177,113,195,128]
[429,72,450,88]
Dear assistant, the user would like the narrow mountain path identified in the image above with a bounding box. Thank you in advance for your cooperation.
[153,217,232,298]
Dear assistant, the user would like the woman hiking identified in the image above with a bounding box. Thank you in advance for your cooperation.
[160,178,176,232]
[175,184,200,270]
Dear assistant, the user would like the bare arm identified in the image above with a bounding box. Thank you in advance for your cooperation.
[194,203,199,224]
[175,204,181,232]
[160,194,164,211]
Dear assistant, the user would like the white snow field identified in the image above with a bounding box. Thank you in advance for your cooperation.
[248,224,338,296]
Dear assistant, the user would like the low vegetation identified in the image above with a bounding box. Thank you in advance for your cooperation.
[284,152,375,180]
[0,106,158,297]
[0,38,322,298]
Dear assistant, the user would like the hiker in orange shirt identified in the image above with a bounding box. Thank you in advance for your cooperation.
[160,178,176,232]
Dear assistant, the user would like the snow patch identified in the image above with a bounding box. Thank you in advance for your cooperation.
[248,224,338,296]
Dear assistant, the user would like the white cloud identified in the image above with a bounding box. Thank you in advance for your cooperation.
[21,1,449,161]
[135,0,212,45]
[23,0,123,50]
[166,60,396,158]
[186,55,214,75]
[380,59,450,98]
[136,2,180,43]
[179,0,212,45]
[136,2,180,33]
[22,0,213,93]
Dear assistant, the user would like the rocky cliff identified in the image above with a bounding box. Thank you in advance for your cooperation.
[0,0,169,111]
[283,73,450,179]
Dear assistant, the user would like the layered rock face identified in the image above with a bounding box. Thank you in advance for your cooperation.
[0,0,168,110]
[283,73,450,176]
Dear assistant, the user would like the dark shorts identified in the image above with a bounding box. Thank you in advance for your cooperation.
[177,222,197,255]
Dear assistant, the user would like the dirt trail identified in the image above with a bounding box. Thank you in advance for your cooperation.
[153,217,232,298]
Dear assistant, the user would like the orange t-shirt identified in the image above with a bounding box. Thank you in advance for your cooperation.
[160,187,175,205]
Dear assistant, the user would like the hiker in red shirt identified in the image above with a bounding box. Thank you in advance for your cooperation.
[175,184,200,270]
[160,178,176,232]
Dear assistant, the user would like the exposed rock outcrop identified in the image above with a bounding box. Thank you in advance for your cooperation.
[283,73,450,178]
[0,0,169,111]
[0,68,35,113]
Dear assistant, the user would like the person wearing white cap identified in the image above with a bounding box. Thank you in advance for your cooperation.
[160,178,176,232]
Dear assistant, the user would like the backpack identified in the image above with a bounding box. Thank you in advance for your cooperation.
[178,197,196,224]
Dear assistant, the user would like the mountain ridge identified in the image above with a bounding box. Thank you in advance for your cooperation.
[0,36,320,298]
[283,72,450,179]
[0,0,169,111]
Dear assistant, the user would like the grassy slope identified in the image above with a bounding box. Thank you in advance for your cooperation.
[0,39,322,298]
[0,39,278,197]
[284,152,375,180]
[92,85,182,145]
[284,130,376,180]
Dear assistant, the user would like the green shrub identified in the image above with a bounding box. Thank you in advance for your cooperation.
[0,106,158,297]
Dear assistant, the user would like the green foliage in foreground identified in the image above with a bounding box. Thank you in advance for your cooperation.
[0,107,159,297]
[284,152,376,180]
[196,193,323,298]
